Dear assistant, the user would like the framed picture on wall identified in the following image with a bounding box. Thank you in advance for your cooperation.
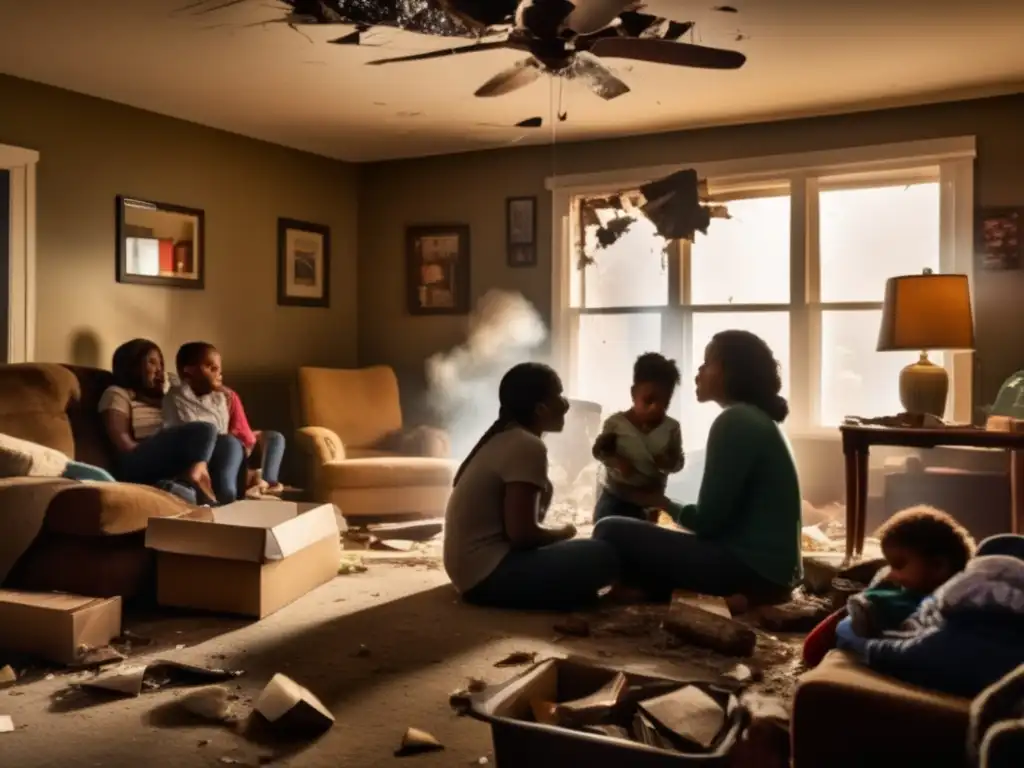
[976,207,1022,271]
[277,218,331,307]
[406,224,470,315]
[506,195,537,268]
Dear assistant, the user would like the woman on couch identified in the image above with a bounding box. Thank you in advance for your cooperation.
[99,338,219,504]
[594,330,803,604]
[444,362,620,611]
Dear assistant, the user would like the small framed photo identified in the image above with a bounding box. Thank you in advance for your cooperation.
[506,196,537,268]
[976,207,1022,271]
[277,218,330,307]
[406,224,471,315]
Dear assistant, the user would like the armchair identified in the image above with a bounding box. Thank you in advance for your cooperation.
[295,365,455,518]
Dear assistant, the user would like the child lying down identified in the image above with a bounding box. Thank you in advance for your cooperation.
[806,507,1024,697]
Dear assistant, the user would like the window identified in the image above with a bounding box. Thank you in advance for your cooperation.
[555,139,976,446]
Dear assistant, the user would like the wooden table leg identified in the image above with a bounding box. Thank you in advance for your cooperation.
[853,448,869,558]
[844,448,859,563]
[844,445,869,563]
[1011,449,1024,535]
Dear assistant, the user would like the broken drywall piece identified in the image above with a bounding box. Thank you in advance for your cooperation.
[639,685,726,750]
[0,715,12,733]
[179,686,237,722]
[0,665,16,687]
[638,169,727,242]
[82,661,242,697]
[395,727,444,757]
[494,651,537,668]
[70,645,126,670]
[337,555,368,575]
[255,673,335,737]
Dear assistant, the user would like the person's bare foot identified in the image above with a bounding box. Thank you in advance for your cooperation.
[187,464,217,505]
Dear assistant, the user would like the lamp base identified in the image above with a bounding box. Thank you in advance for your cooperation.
[898,352,948,417]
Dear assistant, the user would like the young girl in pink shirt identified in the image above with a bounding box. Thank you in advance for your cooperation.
[224,387,286,496]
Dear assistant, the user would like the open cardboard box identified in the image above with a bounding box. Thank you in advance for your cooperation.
[145,501,342,618]
[468,656,743,767]
[0,590,121,665]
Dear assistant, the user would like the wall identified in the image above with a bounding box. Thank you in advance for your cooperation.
[358,94,1024,415]
[0,74,358,445]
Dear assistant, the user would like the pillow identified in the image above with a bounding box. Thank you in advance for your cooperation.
[0,433,70,478]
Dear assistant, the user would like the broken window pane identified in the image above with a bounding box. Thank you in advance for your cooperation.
[819,309,944,426]
[819,182,940,303]
[581,215,668,308]
[575,312,662,418]
[690,196,791,306]
[684,312,790,449]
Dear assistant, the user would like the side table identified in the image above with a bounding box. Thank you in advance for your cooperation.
[839,424,1024,563]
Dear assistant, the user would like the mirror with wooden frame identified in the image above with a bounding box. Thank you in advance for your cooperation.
[116,196,205,289]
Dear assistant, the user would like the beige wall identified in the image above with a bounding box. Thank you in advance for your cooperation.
[0,74,358,388]
[358,94,1024,414]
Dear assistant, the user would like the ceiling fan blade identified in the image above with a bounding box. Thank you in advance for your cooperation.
[572,55,630,100]
[366,39,510,65]
[589,37,746,69]
[474,58,543,98]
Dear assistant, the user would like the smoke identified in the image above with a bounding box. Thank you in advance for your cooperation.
[426,290,548,459]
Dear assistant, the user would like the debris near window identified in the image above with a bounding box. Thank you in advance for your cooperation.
[576,170,729,268]
[638,169,730,242]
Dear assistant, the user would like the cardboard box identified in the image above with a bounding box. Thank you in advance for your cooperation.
[0,590,122,665]
[146,501,342,618]
[468,657,742,767]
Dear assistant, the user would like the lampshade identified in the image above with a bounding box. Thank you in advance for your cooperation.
[876,272,975,352]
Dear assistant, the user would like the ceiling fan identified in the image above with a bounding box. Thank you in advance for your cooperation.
[367,0,746,101]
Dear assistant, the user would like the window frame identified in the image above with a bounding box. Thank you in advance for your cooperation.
[549,138,977,433]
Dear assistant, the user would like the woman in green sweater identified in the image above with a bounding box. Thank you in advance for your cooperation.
[593,330,802,602]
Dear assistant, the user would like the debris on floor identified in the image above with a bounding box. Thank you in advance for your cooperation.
[662,591,757,657]
[254,673,335,736]
[69,644,125,670]
[337,554,368,575]
[553,617,590,638]
[639,684,725,749]
[0,715,13,733]
[494,651,537,668]
[395,727,444,757]
[81,660,242,698]
[179,685,238,722]
[758,592,833,633]
[353,644,371,658]
[0,665,16,687]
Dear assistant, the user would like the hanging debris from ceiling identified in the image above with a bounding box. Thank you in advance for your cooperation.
[577,168,730,267]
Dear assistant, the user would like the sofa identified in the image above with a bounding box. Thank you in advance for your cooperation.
[792,650,972,767]
[295,365,456,519]
[0,363,191,600]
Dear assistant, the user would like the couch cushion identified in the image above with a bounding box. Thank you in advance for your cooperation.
[45,481,189,537]
[0,364,78,457]
[792,650,970,767]
[298,366,403,449]
[62,365,117,470]
[321,456,455,489]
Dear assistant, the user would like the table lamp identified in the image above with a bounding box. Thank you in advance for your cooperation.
[876,268,974,417]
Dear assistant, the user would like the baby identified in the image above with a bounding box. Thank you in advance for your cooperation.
[591,352,685,522]
[847,504,975,637]
[803,504,974,666]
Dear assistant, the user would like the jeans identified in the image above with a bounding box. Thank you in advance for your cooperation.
[463,538,621,612]
[255,430,286,485]
[117,422,218,487]
[62,460,116,482]
[210,434,246,505]
[593,489,647,523]
[593,516,782,602]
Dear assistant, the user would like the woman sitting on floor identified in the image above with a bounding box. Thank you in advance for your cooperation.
[443,362,620,611]
[594,330,802,604]
[98,338,219,504]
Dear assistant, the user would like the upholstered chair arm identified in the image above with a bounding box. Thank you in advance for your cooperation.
[295,426,346,465]
[375,425,452,458]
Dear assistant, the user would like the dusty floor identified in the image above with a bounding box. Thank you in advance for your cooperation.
[0,562,802,768]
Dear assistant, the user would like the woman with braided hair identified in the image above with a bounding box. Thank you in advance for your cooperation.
[443,362,620,611]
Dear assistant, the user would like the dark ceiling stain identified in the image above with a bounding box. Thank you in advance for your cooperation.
[713,5,739,12]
